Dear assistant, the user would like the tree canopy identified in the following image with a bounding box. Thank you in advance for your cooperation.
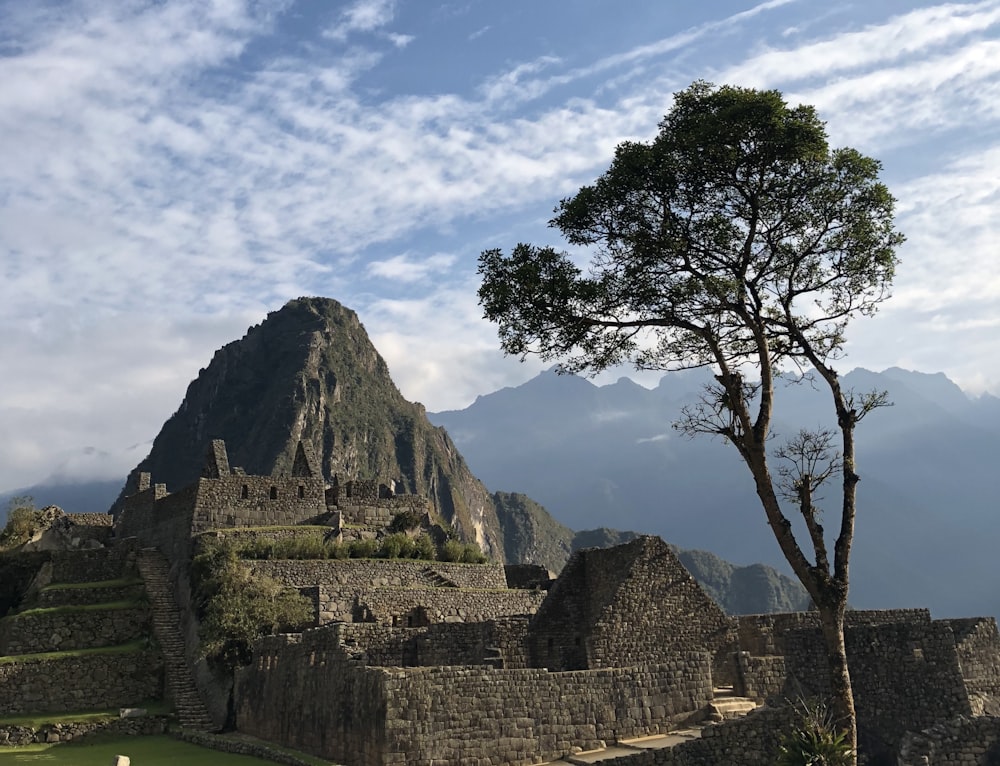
[478,81,904,760]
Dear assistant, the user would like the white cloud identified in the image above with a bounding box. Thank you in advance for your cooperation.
[367,253,458,282]
[2,0,1000,493]
[323,0,398,41]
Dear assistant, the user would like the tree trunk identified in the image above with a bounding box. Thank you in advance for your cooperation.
[818,599,857,762]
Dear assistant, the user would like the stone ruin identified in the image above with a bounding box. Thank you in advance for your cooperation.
[2,438,999,765]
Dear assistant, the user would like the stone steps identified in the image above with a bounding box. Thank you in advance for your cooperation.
[137,549,215,732]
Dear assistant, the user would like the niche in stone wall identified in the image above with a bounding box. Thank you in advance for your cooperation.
[241,485,249,499]
[270,486,278,500]
[298,485,305,499]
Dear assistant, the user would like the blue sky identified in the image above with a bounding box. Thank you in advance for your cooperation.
[2,0,999,493]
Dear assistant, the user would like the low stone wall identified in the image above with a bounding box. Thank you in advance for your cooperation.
[0,714,168,746]
[898,715,1000,766]
[36,581,146,608]
[252,558,508,592]
[381,660,712,766]
[235,625,713,766]
[0,605,149,654]
[0,648,163,715]
[598,707,794,766]
[736,652,786,703]
[356,586,544,626]
[736,608,931,656]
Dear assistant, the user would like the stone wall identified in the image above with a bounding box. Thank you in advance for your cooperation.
[898,715,1000,766]
[0,715,168,746]
[116,483,198,565]
[252,558,507,590]
[783,620,972,759]
[380,660,712,766]
[48,545,139,584]
[735,653,786,703]
[252,558,509,623]
[356,586,544,626]
[598,707,794,766]
[0,649,163,715]
[736,608,931,656]
[189,474,327,534]
[944,617,1000,700]
[235,631,391,765]
[0,604,149,654]
[505,563,553,590]
[36,580,146,608]
[235,625,714,766]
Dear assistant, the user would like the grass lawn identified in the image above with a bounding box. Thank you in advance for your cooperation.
[0,734,304,765]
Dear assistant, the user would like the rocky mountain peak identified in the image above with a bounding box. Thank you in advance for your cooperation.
[109,297,504,558]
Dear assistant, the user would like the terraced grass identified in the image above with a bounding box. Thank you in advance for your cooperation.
[0,639,148,664]
[0,734,310,764]
[0,702,170,729]
[39,578,144,592]
[8,600,142,619]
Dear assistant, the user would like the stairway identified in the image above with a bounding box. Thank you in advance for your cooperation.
[137,549,216,731]
[420,566,458,588]
[705,686,759,721]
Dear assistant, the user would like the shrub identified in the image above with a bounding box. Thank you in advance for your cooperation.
[0,498,38,549]
[777,699,854,766]
[460,543,487,564]
[380,533,415,559]
[349,538,379,559]
[437,539,464,563]
[411,534,436,560]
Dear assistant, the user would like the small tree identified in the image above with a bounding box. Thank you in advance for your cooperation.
[478,82,903,759]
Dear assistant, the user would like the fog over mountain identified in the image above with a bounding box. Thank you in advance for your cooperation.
[430,367,1000,620]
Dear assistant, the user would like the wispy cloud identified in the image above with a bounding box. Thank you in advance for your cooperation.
[323,0,398,40]
[2,0,1000,491]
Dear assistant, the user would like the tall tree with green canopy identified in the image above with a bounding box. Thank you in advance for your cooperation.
[478,81,904,760]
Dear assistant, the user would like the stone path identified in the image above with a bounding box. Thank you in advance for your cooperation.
[540,688,759,764]
[136,548,216,731]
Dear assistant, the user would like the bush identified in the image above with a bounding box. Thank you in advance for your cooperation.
[349,538,379,559]
[380,533,415,559]
[0,498,38,549]
[460,543,487,564]
[777,699,854,766]
[411,534,436,560]
[437,539,464,562]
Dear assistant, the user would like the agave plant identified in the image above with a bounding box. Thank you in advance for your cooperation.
[776,699,854,766]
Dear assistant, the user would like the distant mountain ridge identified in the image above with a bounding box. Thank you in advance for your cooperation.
[430,367,1000,619]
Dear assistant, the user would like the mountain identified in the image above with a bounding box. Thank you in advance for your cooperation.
[430,367,1000,619]
[108,297,507,559]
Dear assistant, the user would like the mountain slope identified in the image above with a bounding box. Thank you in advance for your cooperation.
[110,297,505,558]
[430,367,1000,619]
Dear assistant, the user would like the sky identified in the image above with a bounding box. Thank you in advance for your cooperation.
[2,0,999,494]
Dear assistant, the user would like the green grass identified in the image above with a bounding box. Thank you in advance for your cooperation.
[0,702,170,729]
[0,734,316,764]
[39,578,143,592]
[9,600,143,619]
[0,639,148,664]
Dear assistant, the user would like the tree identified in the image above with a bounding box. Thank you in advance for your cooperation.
[477,81,903,760]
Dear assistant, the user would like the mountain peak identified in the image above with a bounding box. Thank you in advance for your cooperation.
[109,296,505,557]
